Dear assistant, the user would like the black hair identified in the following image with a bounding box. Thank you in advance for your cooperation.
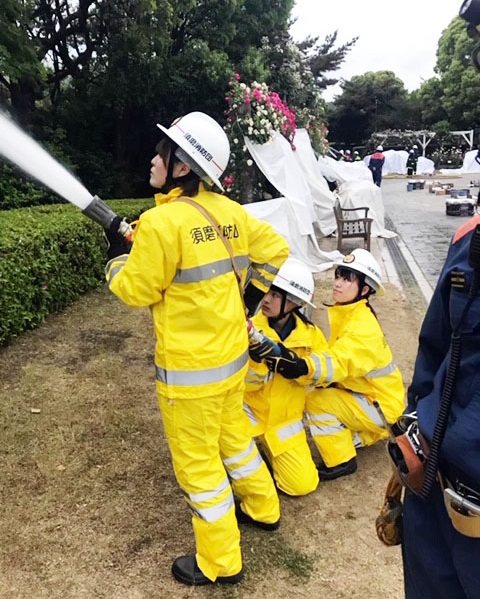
[334,266,378,318]
[155,138,201,197]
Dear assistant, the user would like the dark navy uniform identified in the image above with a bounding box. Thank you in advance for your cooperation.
[402,214,480,599]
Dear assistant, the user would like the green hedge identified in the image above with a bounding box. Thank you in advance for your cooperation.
[0,198,154,346]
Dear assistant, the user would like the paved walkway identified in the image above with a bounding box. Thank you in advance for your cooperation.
[380,175,478,304]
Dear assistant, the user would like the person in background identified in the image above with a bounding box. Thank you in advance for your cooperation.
[406,150,418,177]
[368,145,385,187]
[338,150,346,161]
[475,146,480,166]
[302,249,405,480]
[104,111,289,586]
[244,258,327,497]
[354,151,362,162]
[345,150,353,162]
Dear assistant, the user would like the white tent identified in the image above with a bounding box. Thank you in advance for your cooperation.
[440,149,480,175]
[363,149,435,175]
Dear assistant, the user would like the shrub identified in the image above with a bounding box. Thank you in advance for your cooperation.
[0,199,153,346]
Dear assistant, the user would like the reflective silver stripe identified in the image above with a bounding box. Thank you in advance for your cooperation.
[223,440,256,467]
[277,419,304,441]
[245,368,266,385]
[249,269,274,288]
[321,353,334,383]
[156,350,248,385]
[251,262,280,275]
[353,432,363,448]
[173,255,249,283]
[106,257,128,283]
[307,412,346,436]
[188,477,230,504]
[365,361,397,378]
[309,354,322,385]
[227,452,263,480]
[352,392,384,427]
[191,493,234,523]
[242,404,259,426]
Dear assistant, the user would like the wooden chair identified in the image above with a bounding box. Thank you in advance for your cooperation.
[333,199,373,252]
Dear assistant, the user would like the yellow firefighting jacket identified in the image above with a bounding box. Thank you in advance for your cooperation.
[309,300,404,422]
[244,312,327,456]
[105,186,289,399]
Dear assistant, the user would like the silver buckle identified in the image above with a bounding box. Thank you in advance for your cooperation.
[444,488,480,517]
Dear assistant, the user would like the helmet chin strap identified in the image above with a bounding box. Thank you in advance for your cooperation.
[268,293,300,324]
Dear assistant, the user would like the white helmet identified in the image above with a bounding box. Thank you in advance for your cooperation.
[272,257,316,308]
[376,145,383,152]
[346,150,351,154]
[330,249,384,296]
[157,112,230,191]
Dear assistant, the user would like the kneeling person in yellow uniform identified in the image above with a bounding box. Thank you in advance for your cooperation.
[244,258,327,496]
[302,249,405,480]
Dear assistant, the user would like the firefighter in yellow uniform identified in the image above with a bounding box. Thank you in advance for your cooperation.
[244,258,327,496]
[304,249,405,480]
[104,112,289,586]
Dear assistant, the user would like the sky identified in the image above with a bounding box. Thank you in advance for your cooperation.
[290,0,461,101]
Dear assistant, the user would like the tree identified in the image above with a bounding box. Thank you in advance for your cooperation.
[413,78,448,128]
[435,16,480,129]
[327,71,412,146]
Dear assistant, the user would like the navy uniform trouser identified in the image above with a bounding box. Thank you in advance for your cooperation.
[402,483,480,598]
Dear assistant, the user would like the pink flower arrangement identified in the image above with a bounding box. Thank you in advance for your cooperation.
[224,76,297,146]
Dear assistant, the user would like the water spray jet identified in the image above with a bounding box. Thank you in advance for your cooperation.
[0,112,132,240]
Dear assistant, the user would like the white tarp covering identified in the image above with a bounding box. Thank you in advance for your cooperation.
[317,155,373,184]
[292,129,337,236]
[243,197,342,272]
[417,156,435,175]
[440,149,480,175]
[243,129,396,269]
[363,149,435,175]
[245,132,314,236]
[337,180,396,238]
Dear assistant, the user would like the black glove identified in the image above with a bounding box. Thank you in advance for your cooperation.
[104,215,131,260]
[265,343,308,379]
[248,334,279,363]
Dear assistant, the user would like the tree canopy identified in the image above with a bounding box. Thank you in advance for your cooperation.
[1,0,352,201]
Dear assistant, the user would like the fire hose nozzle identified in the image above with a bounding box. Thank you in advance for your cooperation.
[82,195,133,242]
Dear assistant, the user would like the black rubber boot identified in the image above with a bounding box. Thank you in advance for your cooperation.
[235,501,280,531]
[318,457,358,481]
[171,555,243,586]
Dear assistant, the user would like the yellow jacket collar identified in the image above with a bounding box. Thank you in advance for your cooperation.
[329,299,368,314]
[154,183,207,206]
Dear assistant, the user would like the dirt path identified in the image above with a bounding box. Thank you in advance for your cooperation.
[0,277,425,599]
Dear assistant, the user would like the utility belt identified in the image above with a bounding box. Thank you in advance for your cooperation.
[385,410,480,538]
[440,470,480,538]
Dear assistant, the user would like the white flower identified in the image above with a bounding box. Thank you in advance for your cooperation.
[260,129,265,135]
[247,159,253,166]
[248,127,253,135]
[240,83,246,89]
[234,138,239,144]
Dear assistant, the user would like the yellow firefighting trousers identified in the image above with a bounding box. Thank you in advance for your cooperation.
[306,386,389,467]
[158,380,279,581]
